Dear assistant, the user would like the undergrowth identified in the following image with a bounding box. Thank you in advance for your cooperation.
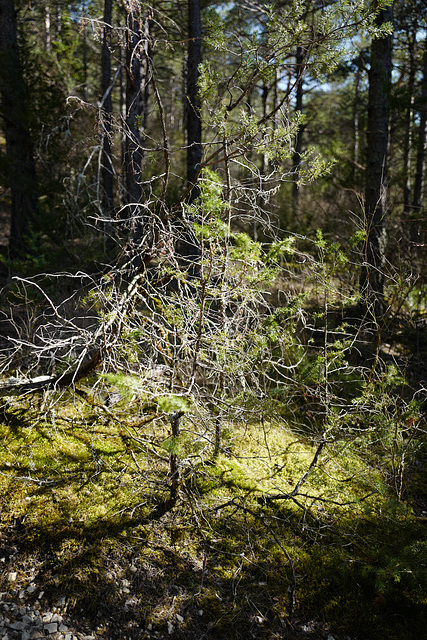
[0,382,426,640]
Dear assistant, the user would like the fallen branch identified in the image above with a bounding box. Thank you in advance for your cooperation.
[0,269,143,397]
[263,439,325,503]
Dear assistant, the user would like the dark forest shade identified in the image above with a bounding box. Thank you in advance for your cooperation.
[0,0,38,257]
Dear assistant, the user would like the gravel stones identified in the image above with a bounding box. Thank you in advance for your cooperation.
[0,591,83,640]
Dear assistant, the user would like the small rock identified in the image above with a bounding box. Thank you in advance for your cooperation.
[21,631,30,640]
[30,632,44,639]
[198,610,203,617]
[44,623,57,634]
[9,622,25,631]
[7,574,17,583]
[56,598,66,607]
[51,615,62,624]
[167,621,174,635]
[176,614,184,624]
[42,614,52,624]
[59,625,68,633]
[26,586,36,595]
[21,617,33,625]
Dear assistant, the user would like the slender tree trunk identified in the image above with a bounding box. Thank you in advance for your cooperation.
[100,0,114,230]
[292,45,304,221]
[175,0,202,271]
[0,0,38,258]
[120,37,127,185]
[255,81,270,241]
[55,1,62,37]
[44,3,51,52]
[353,58,362,185]
[123,2,150,243]
[82,18,88,101]
[272,67,280,133]
[260,81,269,178]
[186,0,202,202]
[360,4,393,320]
[411,38,427,238]
[169,411,184,505]
[403,31,417,215]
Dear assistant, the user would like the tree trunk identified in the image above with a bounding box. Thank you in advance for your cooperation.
[186,0,202,203]
[82,17,88,101]
[360,4,393,320]
[353,57,362,185]
[0,0,38,258]
[292,45,304,221]
[411,38,427,237]
[100,0,114,233]
[55,1,62,37]
[123,2,150,244]
[403,31,417,215]
[44,3,51,52]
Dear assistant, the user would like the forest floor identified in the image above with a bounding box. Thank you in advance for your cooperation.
[0,335,426,640]
[0,270,427,640]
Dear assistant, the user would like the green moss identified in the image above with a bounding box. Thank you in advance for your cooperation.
[0,388,426,640]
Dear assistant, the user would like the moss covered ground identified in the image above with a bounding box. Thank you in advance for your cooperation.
[0,384,426,640]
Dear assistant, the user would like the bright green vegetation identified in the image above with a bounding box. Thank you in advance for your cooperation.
[0,382,426,640]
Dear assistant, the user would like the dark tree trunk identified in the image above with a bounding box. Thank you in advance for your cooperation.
[292,45,304,220]
[260,81,269,178]
[186,0,202,203]
[0,0,38,258]
[124,2,150,243]
[353,57,362,185]
[412,38,427,234]
[360,4,393,320]
[100,0,114,227]
[403,31,417,215]
[82,18,88,101]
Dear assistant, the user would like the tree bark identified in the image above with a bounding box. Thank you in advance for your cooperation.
[123,1,150,244]
[100,0,114,232]
[411,38,427,236]
[44,3,51,52]
[353,56,362,185]
[360,4,393,320]
[0,0,38,258]
[292,45,304,221]
[186,0,202,203]
[403,31,417,215]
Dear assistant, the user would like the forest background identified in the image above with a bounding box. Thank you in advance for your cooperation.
[0,0,426,639]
